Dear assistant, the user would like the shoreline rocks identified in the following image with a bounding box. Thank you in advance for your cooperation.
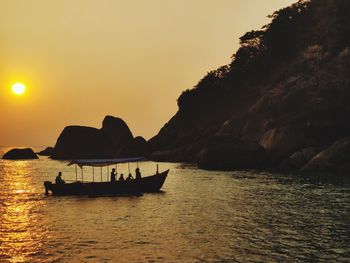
[302,137,350,174]
[198,136,269,170]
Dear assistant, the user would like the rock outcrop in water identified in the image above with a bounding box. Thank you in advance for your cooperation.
[2,148,39,160]
[149,0,350,174]
[51,116,149,160]
[51,126,112,159]
[101,116,134,152]
[37,147,54,156]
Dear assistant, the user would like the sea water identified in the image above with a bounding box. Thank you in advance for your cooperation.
[0,147,349,262]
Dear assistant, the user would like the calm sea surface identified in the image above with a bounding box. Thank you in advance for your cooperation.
[0,147,349,262]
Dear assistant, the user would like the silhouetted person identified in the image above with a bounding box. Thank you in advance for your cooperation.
[126,173,134,181]
[111,168,116,182]
[119,174,125,181]
[55,172,65,184]
[135,167,141,180]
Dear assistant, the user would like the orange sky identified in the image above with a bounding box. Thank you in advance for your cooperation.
[0,0,296,146]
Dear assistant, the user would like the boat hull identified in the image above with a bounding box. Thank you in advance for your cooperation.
[44,170,169,196]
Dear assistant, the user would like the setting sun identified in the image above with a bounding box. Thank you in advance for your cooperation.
[12,83,26,95]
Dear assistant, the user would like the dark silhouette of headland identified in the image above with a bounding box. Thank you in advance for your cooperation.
[148,0,350,175]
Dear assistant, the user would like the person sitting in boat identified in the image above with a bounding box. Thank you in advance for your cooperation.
[126,173,134,181]
[110,168,116,182]
[119,174,125,181]
[135,167,141,180]
[55,172,65,184]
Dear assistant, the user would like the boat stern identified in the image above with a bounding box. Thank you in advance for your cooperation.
[44,181,52,195]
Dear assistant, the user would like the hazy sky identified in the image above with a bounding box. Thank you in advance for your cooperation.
[0,0,296,146]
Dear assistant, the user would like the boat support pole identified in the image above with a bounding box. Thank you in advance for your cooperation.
[75,164,77,182]
[128,162,130,174]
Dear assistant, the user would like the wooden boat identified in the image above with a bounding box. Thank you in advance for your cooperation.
[44,157,169,196]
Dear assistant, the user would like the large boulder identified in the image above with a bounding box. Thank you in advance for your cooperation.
[302,137,350,173]
[101,115,134,151]
[37,147,54,156]
[278,146,320,171]
[2,148,38,160]
[287,151,307,168]
[121,136,150,157]
[51,126,113,160]
[301,147,319,161]
[259,125,306,161]
[198,136,268,170]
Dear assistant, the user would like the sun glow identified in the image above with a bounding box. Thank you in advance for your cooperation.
[12,83,26,95]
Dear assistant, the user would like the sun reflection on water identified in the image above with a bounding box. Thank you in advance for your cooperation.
[0,160,48,263]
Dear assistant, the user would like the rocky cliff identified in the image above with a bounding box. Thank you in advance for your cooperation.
[149,0,350,174]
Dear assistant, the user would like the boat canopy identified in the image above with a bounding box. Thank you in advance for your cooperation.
[68,157,146,168]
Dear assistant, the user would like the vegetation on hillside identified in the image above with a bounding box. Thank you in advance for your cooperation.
[177,0,350,113]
